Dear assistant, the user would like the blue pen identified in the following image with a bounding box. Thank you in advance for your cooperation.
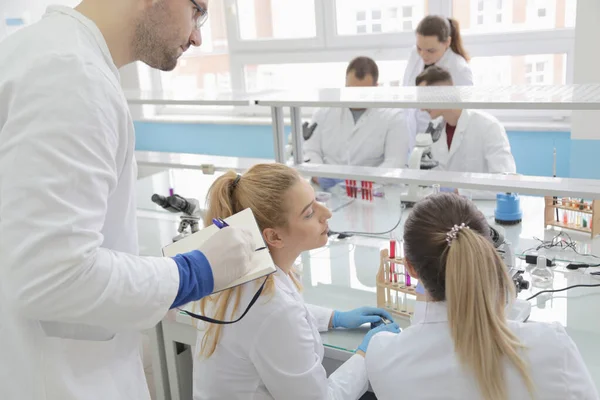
[212,218,229,229]
[212,218,266,252]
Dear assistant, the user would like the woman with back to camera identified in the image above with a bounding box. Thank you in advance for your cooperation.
[403,15,473,143]
[366,193,598,400]
[192,163,400,400]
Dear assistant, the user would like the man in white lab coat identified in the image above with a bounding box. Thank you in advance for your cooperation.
[305,57,411,190]
[0,1,255,400]
[415,66,517,200]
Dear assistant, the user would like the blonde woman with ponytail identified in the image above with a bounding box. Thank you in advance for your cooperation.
[192,163,400,400]
[366,193,598,400]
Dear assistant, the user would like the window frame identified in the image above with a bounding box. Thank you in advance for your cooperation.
[142,0,577,130]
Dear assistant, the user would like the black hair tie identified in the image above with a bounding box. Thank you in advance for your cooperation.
[230,174,241,198]
[232,174,241,188]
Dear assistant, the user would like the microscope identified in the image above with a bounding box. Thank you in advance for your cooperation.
[151,193,203,242]
[404,118,444,203]
[489,224,532,321]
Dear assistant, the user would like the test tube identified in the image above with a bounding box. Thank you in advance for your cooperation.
[432,184,440,195]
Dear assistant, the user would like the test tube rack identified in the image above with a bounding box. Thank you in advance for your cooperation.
[544,196,599,238]
[375,248,416,319]
[342,180,380,201]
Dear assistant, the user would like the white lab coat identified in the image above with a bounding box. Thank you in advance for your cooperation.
[0,7,179,400]
[366,302,599,400]
[431,109,516,200]
[403,47,473,143]
[304,108,411,168]
[193,268,368,400]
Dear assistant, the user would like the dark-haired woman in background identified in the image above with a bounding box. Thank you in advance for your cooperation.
[403,15,473,144]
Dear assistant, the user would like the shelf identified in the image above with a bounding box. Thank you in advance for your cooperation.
[135,151,273,172]
[295,163,600,199]
[547,221,591,234]
[124,89,264,106]
[549,204,593,215]
[256,84,600,110]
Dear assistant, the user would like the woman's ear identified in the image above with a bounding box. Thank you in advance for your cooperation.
[445,37,452,50]
[263,228,284,249]
[404,259,419,279]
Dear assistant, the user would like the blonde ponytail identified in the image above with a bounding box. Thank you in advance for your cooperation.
[195,164,303,358]
[446,228,534,400]
[404,193,535,400]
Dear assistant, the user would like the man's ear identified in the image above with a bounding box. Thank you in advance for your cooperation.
[263,228,284,249]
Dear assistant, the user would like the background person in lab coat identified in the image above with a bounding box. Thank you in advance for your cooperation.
[193,163,400,400]
[305,56,411,190]
[416,66,516,200]
[403,15,473,143]
[0,1,255,400]
[366,193,598,400]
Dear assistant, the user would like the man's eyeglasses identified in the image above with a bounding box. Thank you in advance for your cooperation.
[190,0,208,30]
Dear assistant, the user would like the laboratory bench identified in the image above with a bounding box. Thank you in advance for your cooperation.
[137,168,600,400]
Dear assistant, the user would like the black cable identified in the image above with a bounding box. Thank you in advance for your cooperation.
[522,231,599,260]
[330,199,355,213]
[328,203,406,239]
[526,284,600,301]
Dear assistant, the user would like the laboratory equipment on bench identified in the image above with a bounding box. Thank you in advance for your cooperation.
[404,118,444,204]
[151,193,202,242]
[494,193,523,225]
[376,224,531,321]
[285,122,317,162]
[544,196,599,238]
[337,180,381,201]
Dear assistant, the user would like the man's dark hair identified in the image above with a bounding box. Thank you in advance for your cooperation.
[415,65,454,86]
[346,56,379,83]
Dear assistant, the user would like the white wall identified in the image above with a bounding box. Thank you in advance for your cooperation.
[0,0,80,38]
[571,0,600,140]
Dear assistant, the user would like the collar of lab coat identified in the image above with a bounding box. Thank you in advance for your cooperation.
[45,6,118,77]
[272,266,298,295]
[411,301,449,325]
[444,109,472,161]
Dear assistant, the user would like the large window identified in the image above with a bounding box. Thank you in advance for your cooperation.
[140,0,578,124]
[236,0,317,40]
[335,0,426,35]
[454,0,577,33]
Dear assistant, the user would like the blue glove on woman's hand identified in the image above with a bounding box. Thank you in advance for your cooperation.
[317,177,344,191]
[357,322,401,353]
[332,307,395,329]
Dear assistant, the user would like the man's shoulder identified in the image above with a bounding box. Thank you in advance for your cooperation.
[373,108,404,121]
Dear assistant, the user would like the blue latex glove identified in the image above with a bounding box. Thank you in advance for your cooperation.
[415,281,426,295]
[317,177,344,191]
[170,250,214,309]
[332,307,395,329]
[440,186,455,193]
[357,322,401,353]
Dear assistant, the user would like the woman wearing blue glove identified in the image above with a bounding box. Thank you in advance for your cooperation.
[193,164,400,400]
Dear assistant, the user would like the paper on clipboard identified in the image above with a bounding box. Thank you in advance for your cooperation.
[162,208,276,293]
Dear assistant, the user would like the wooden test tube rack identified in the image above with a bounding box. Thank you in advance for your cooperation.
[544,197,599,238]
[376,248,416,319]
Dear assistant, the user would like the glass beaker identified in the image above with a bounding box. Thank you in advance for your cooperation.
[530,255,554,288]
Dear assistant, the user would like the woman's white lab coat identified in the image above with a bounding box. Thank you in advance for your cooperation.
[366,302,599,400]
[403,47,473,141]
[0,7,179,400]
[304,108,411,168]
[193,268,369,400]
[431,109,516,200]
